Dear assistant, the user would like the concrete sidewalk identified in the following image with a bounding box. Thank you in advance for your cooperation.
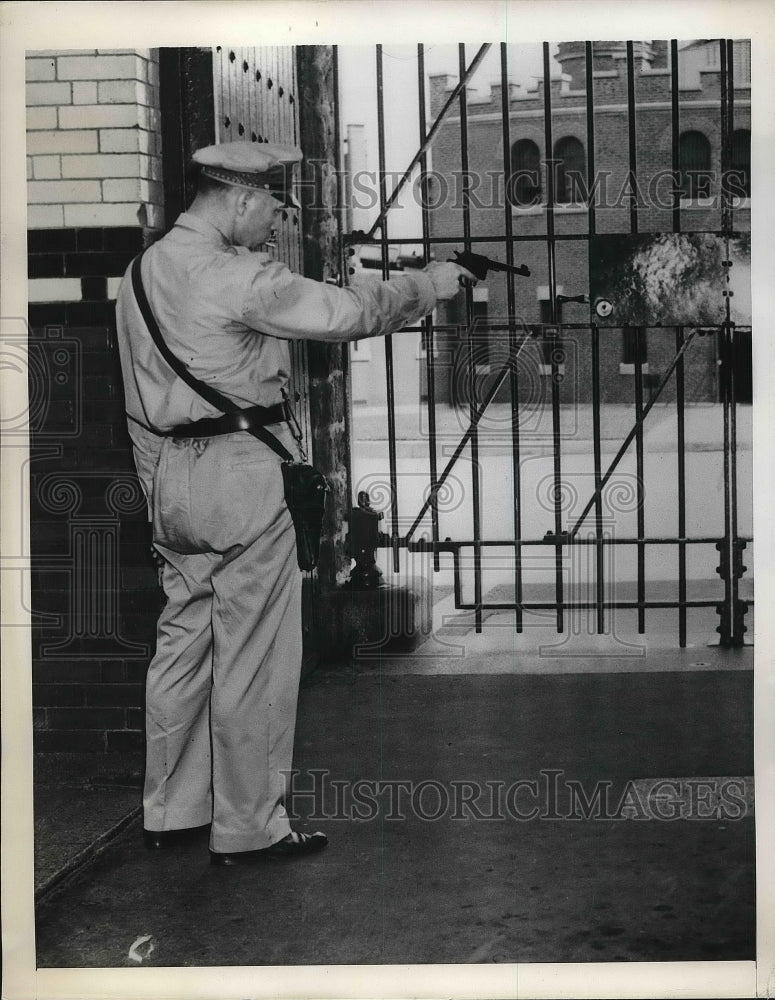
[34,751,144,900]
[34,648,754,968]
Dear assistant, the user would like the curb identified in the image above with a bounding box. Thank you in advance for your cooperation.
[35,805,142,907]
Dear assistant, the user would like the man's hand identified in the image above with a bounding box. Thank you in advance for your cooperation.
[423,261,477,301]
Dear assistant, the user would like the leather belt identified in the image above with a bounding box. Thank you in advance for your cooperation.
[169,402,288,439]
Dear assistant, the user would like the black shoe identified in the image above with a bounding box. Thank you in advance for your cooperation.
[209,830,328,866]
[143,824,211,850]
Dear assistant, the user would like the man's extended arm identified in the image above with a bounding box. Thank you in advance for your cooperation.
[240,259,465,343]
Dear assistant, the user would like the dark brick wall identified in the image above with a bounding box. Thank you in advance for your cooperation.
[29,225,160,754]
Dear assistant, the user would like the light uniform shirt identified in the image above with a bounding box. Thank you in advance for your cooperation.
[115,212,438,507]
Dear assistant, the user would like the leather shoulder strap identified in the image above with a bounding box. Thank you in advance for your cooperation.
[129,252,293,462]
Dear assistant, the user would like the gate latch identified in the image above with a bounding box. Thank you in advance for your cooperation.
[542,530,570,545]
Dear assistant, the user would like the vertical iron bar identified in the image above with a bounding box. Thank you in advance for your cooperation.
[459,42,483,633]
[591,326,604,633]
[500,42,523,633]
[719,38,733,644]
[725,39,741,643]
[543,41,563,633]
[626,41,639,235]
[375,45,401,573]
[332,44,348,470]
[676,327,687,646]
[417,44,441,571]
[586,41,604,634]
[634,328,646,633]
[585,42,597,240]
[626,41,645,631]
[671,39,687,647]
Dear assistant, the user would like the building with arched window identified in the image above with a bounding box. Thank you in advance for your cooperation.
[553,135,587,203]
[679,130,712,200]
[424,39,751,406]
[508,138,542,206]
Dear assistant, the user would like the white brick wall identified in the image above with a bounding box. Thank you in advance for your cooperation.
[58,104,141,129]
[56,54,145,81]
[27,130,99,154]
[62,154,142,178]
[25,58,56,82]
[28,205,65,228]
[28,180,102,203]
[26,81,72,106]
[73,82,98,104]
[31,156,61,180]
[27,107,58,130]
[26,48,164,230]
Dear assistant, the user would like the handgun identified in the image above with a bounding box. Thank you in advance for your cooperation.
[448,250,530,281]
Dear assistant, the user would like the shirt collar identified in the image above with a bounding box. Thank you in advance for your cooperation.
[173,212,232,247]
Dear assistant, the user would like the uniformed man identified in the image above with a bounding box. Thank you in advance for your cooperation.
[115,140,471,867]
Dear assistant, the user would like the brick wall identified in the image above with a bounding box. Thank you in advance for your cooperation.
[27,49,165,753]
[426,42,751,406]
[27,49,163,231]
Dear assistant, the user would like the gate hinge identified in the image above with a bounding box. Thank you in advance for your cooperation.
[715,599,749,647]
[733,539,748,580]
[715,540,728,579]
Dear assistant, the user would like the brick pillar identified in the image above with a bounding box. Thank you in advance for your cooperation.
[295,47,432,663]
[26,48,165,752]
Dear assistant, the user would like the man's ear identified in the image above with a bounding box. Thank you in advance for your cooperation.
[234,190,254,216]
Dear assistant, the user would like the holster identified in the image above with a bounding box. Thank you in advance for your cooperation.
[281,461,330,572]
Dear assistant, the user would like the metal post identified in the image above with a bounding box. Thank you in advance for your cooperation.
[375,45,402,574]
[296,45,353,588]
[500,42,524,633]
[418,44,442,572]
[585,41,605,636]
[670,39,689,647]
[543,41,564,633]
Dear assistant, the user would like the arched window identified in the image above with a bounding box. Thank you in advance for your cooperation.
[553,136,586,204]
[679,130,711,200]
[508,139,542,207]
[729,128,751,198]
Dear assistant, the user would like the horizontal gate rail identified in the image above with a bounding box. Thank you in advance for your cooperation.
[408,537,752,548]
[348,231,748,245]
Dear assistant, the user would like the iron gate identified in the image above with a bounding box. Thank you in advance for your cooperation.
[336,40,752,648]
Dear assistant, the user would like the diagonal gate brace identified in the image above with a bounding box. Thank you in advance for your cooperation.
[567,328,702,540]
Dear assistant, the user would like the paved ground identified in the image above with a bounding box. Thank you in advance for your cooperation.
[34,654,754,969]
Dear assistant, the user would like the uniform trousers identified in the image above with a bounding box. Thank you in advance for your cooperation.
[144,430,302,853]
